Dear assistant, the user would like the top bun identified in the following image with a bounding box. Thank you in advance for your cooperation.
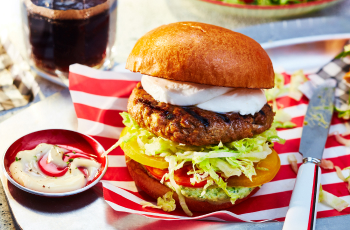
[126,22,274,89]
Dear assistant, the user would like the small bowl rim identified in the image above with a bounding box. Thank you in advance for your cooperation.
[199,0,340,10]
[2,128,108,197]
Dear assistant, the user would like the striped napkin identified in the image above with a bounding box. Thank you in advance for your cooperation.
[299,55,350,112]
[69,64,350,222]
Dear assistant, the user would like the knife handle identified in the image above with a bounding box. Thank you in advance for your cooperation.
[283,158,321,230]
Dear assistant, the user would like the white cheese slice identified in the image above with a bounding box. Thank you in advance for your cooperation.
[141,75,267,115]
[141,75,232,106]
[197,88,267,115]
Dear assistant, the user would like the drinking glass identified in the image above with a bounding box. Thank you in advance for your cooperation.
[21,0,117,84]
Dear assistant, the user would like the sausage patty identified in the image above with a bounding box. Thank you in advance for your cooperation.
[127,82,275,146]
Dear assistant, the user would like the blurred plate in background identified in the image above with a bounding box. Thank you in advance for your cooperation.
[197,0,344,18]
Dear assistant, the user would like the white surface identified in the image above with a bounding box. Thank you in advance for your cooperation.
[283,163,320,230]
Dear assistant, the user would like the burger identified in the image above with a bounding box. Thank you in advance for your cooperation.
[112,22,283,216]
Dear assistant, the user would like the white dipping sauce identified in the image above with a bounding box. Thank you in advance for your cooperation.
[141,75,267,115]
[9,143,101,193]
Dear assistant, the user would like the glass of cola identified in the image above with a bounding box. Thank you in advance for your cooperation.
[21,0,117,83]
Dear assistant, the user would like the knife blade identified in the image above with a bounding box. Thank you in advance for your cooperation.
[299,82,335,159]
[283,79,336,230]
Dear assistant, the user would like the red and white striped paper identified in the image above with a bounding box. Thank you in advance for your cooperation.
[68,64,350,222]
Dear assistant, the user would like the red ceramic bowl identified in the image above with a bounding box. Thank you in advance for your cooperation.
[2,129,108,197]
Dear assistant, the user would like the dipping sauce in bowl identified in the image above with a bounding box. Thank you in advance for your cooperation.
[10,143,101,193]
[3,129,107,197]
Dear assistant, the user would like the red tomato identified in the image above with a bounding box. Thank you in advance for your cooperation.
[145,164,207,187]
[145,149,281,188]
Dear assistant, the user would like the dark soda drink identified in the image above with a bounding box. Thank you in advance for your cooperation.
[23,0,117,76]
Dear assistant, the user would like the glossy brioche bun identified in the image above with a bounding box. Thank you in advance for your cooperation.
[125,156,260,212]
[126,21,274,89]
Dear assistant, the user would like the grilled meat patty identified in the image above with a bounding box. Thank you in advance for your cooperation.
[127,82,275,146]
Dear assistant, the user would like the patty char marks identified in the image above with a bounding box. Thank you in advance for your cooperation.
[127,82,275,146]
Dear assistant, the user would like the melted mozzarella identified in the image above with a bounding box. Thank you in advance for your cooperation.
[141,75,267,115]
[197,88,267,115]
[9,143,101,193]
[141,75,232,106]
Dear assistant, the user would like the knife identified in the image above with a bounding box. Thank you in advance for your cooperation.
[283,79,336,230]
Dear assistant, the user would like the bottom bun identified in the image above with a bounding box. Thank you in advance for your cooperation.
[126,156,260,212]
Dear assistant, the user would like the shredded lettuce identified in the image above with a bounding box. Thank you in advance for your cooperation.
[335,103,350,120]
[274,109,292,123]
[103,113,285,215]
[158,192,176,212]
[211,158,242,178]
[273,121,297,129]
[165,155,193,216]
[115,112,285,207]
[140,191,176,212]
[273,109,297,129]
[319,185,349,212]
[335,44,350,59]
[265,73,288,102]
[189,169,209,185]
[200,179,214,197]
[265,73,297,129]
[289,70,308,101]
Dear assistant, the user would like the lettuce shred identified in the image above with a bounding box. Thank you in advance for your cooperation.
[265,72,297,129]
[335,103,350,120]
[319,185,349,212]
[273,109,297,129]
[289,70,308,101]
[335,44,350,59]
[119,112,285,207]
[140,191,176,212]
[265,73,287,102]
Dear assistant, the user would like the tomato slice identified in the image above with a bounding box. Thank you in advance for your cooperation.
[145,164,207,187]
[146,149,280,188]
[227,149,281,187]
[120,127,281,187]
[120,127,168,169]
